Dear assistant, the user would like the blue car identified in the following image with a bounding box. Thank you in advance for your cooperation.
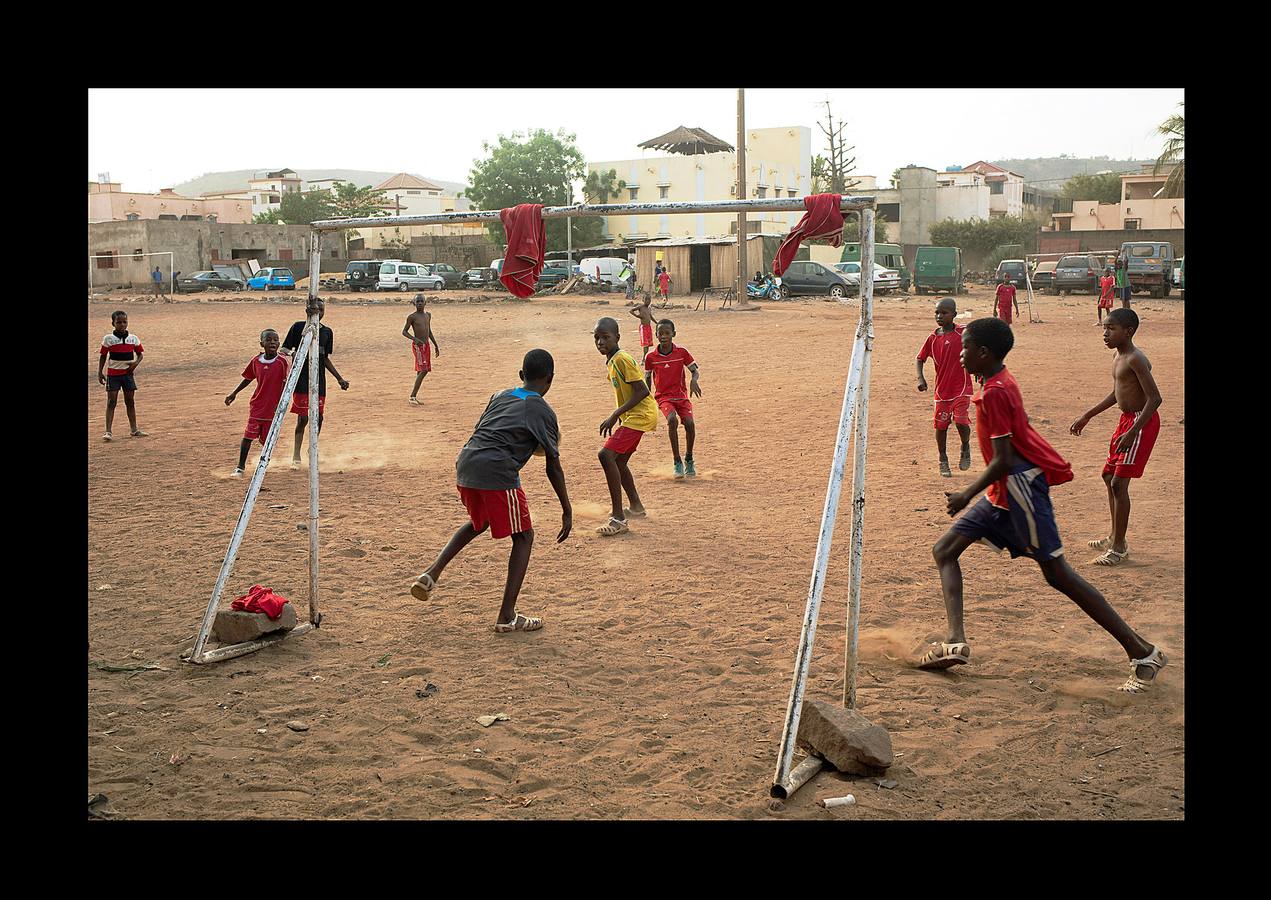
[247,267,296,291]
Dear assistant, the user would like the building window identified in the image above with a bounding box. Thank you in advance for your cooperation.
[125,213,139,221]
[788,190,797,198]
[207,215,217,223]
[878,202,901,223]
[158,214,178,221]
[989,182,1004,195]
[328,248,339,258]
[211,248,221,261]
[96,251,117,269]
[629,188,638,201]
[278,249,294,260]
[1123,219,1141,231]
[180,214,202,221]
[659,186,669,199]
[407,190,420,195]
[132,248,144,260]
[756,186,767,198]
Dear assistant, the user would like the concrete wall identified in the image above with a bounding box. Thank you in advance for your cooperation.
[1039,228,1183,256]
[897,167,937,248]
[1070,197,1185,231]
[408,233,501,270]
[88,187,252,224]
[936,183,990,222]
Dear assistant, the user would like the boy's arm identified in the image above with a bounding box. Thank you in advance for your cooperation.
[947,435,1014,515]
[916,358,928,390]
[689,363,702,397]
[323,354,349,389]
[127,349,142,373]
[1114,354,1163,450]
[402,315,416,341]
[544,454,572,542]
[225,378,252,405]
[430,327,440,356]
[97,351,107,384]
[1070,391,1118,434]
[628,305,642,318]
[600,378,651,435]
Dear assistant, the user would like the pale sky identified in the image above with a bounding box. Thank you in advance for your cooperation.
[89,88,1184,195]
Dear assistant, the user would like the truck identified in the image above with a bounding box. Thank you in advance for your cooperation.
[1120,241,1175,298]
[913,246,964,294]
[840,242,910,291]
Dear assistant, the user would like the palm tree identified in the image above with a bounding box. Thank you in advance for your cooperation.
[1153,103,1184,198]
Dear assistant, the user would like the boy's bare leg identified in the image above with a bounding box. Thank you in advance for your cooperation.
[292,412,324,462]
[955,423,971,469]
[497,530,534,625]
[932,529,978,642]
[666,412,682,462]
[683,416,696,460]
[935,427,951,474]
[1037,557,1158,679]
[1109,475,1131,554]
[410,371,427,400]
[105,390,118,435]
[616,452,645,515]
[237,439,252,470]
[422,521,485,585]
[1094,470,1116,546]
[123,389,140,433]
[598,448,626,521]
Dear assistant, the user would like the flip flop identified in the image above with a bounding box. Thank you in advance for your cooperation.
[918,641,971,670]
[130,429,148,437]
[1092,548,1129,566]
[408,397,421,405]
[494,613,543,633]
[596,517,629,536]
[410,573,436,602]
[1118,645,1167,693]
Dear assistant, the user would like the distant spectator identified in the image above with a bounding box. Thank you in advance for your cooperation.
[172,270,181,295]
[151,266,164,298]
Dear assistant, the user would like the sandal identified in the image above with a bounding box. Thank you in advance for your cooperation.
[939,459,952,478]
[596,517,629,536]
[1088,537,1112,550]
[410,573,436,602]
[494,613,543,633]
[102,432,113,442]
[624,507,647,519]
[130,429,148,437]
[1092,548,1129,566]
[408,397,421,405]
[917,641,971,670]
[1118,645,1167,693]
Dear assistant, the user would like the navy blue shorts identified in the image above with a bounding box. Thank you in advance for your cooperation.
[951,464,1064,561]
[106,374,137,392]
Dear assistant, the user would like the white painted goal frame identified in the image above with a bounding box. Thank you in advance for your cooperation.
[185,197,879,802]
[88,250,173,293]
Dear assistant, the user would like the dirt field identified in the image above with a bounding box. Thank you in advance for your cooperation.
[87,284,1185,819]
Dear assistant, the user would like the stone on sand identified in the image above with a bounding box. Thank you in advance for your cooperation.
[211,604,297,644]
[796,699,893,776]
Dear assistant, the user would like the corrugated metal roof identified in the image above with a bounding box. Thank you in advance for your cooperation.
[633,234,768,247]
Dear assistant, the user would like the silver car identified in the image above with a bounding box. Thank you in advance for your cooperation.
[376,261,444,292]
[833,261,901,294]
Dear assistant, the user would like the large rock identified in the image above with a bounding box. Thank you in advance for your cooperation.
[211,604,297,644]
[796,699,893,776]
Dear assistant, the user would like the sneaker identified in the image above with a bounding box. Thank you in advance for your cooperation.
[939,458,952,478]
[102,432,113,442]
[673,460,685,479]
[685,458,697,477]
[959,448,971,471]
[232,468,244,477]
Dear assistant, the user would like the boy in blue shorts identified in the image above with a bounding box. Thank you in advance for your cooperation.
[920,317,1166,693]
[97,310,148,441]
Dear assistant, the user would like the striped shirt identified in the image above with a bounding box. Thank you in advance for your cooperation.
[100,332,143,376]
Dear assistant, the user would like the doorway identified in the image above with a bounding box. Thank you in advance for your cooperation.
[690,244,711,292]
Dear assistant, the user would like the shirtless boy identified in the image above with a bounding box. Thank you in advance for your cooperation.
[402,294,441,405]
[1069,308,1163,566]
[629,294,656,388]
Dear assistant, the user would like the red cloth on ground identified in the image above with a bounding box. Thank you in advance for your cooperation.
[772,194,845,276]
[230,584,290,619]
[499,204,546,298]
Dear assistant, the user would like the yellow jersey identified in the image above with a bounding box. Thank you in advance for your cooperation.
[606,350,657,432]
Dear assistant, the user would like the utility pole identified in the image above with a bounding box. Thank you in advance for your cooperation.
[736,88,747,303]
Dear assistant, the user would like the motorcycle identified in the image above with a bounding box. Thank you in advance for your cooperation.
[746,275,784,301]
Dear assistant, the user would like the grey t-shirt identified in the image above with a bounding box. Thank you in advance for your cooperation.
[455,388,561,490]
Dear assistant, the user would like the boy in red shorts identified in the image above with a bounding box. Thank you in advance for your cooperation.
[402,294,440,405]
[593,317,658,535]
[629,294,657,388]
[1069,308,1163,567]
[224,328,290,475]
[644,318,702,479]
[921,316,1166,694]
[917,298,973,477]
[409,349,572,633]
[280,299,349,467]
[993,274,1019,325]
[1097,267,1115,325]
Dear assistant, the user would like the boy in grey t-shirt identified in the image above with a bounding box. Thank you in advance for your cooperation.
[410,349,573,633]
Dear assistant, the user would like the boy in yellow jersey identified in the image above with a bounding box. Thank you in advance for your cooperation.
[593,317,658,535]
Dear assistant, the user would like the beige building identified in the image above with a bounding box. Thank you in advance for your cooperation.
[355,173,471,248]
[587,126,813,243]
[939,161,1026,218]
[88,182,251,224]
[1050,165,1184,232]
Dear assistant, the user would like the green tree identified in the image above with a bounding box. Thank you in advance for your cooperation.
[1153,103,1184,198]
[262,190,335,225]
[810,155,830,194]
[1060,172,1123,204]
[583,168,626,203]
[253,209,282,224]
[465,129,603,251]
[890,168,903,188]
[928,216,1043,269]
[839,212,889,244]
[332,183,391,218]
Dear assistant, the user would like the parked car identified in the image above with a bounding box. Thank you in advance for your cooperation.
[773,260,854,299]
[841,242,910,291]
[461,267,498,288]
[421,263,464,288]
[1031,261,1058,292]
[178,270,244,292]
[345,260,383,292]
[913,246,964,294]
[995,259,1029,289]
[376,260,443,292]
[247,267,296,291]
[1053,254,1103,294]
[536,261,572,289]
[832,261,901,294]
[1121,241,1175,298]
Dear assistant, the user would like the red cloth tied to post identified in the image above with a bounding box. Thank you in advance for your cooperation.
[499,204,547,298]
[771,194,845,276]
[231,584,289,620]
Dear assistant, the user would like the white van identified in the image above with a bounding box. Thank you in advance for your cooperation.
[376,259,443,292]
[579,257,628,286]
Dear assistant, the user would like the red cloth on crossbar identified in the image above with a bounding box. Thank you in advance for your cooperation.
[771,194,845,277]
[231,584,289,619]
[499,204,547,298]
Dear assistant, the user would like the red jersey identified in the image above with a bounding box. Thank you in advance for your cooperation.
[644,343,696,400]
[995,283,1016,310]
[242,353,291,419]
[658,271,670,290]
[1099,275,1115,301]
[917,324,972,401]
[974,366,1073,509]
[100,331,143,376]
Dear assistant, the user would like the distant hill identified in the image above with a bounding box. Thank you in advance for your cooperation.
[990,157,1155,191]
[171,169,472,210]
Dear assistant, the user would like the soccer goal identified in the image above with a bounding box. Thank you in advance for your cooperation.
[88,250,173,293]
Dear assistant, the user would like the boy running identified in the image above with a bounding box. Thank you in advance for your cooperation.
[993,274,1019,325]
[920,317,1166,693]
[224,328,290,475]
[629,294,656,388]
[1097,267,1115,325]
[917,298,973,477]
[644,319,702,479]
[402,294,441,405]
[657,268,671,302]
[97,310,148,441]
[280,298,349,466]
[593,317,658,535]
[1068,308,1163,567]
[409,349,571,633]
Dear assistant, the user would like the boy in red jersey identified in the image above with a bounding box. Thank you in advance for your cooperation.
[629,294,657,388]
[97,310,148,441]
[919,317,1166,693]
[993,275,1019,325]
[644,319,702,479]
[593,317,658,535]
[225,328,291,475]
[917,298,973,477]
[1069,308,1163,567]
[657,268,671,301]
[1097,267,1116,325]
[409,349,572,633]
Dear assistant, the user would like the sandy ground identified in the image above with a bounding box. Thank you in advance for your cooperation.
[87,283,1184,819]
